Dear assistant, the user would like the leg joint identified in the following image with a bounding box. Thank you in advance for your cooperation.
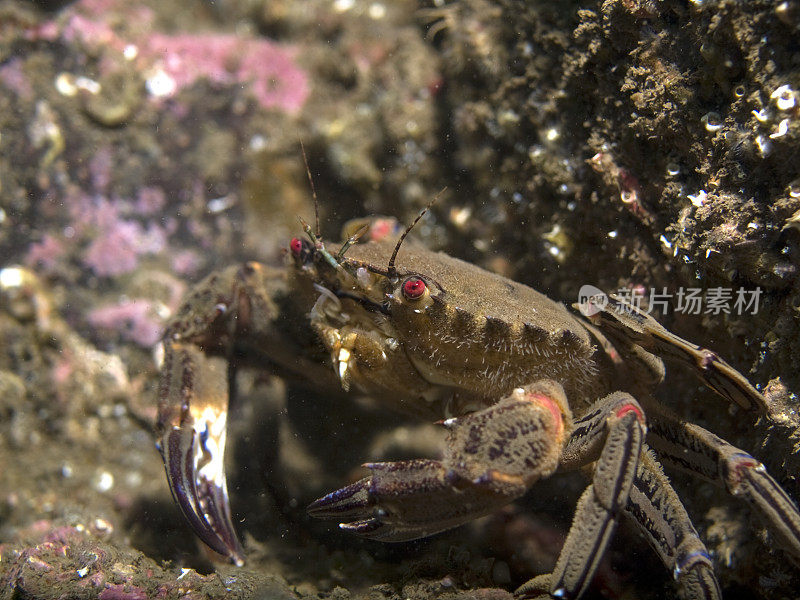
[721,451,762,495]
[615,401,645,424]
[605,392,645,426]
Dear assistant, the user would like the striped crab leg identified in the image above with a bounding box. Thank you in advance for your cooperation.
[576,294,771,414]
[645,403,800,563]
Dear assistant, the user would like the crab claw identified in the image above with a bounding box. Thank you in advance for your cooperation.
[308,459,516,542]
[157,342,245,565]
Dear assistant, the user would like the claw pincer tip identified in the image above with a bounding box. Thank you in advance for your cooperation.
[160,420,245,565]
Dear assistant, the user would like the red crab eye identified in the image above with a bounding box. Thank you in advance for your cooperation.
[289,237,303,257]
[402,276,427,300]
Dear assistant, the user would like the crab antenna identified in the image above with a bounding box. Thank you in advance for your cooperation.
[387,187,447,281]
[300,140,320,238]
[299,215,344,272]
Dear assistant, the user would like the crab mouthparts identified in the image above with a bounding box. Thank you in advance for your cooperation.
[337,346,352,390]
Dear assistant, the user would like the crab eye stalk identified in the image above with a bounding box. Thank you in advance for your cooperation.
[402,276,427,300]
[290,237,315,264]
[290,237,303,257]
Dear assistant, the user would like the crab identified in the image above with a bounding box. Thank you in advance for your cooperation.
[156,210,800,600]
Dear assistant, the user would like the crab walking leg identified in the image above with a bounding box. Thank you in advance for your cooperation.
[645,405,800,562]
[516,392,646,600]
[309,381,572,542]
[625,447,721,600]
[576,295,770,414]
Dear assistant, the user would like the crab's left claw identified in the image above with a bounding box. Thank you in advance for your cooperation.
[156,340,245,565]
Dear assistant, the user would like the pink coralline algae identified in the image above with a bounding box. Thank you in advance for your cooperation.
[26,186,172,278]
[98,583,148,600]
[73,194,168,278]
[143,33,309,113]
[0,520,253,599]
[0,58,34,100]
[26,184,174,278]
[83,221,145,277]
[87,299,163,347]
[134,186,166,215]
[89,146,114,193]
[29,0,309,114]
[170,249,202,276]
[26,234,64,271]
[82,220,167,277]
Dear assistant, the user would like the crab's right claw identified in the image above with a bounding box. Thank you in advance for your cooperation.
[156,341,245,566]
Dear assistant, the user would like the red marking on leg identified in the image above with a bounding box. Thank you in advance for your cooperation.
[730,454,760,485]
[721,454,761,495]
[528,393,564,440]
[615,403,644,424]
